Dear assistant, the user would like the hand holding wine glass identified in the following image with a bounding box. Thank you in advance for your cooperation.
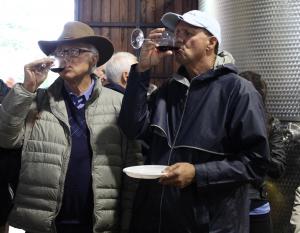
[23,56,65,93]
[132,28,176,72]
[23,58,52,92]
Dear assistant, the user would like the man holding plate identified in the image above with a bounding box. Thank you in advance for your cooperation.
[119,10,270,233]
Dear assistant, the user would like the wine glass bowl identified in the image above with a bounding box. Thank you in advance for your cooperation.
[131,28,145,49]
[130,28,179,51]
[49,55,65,73]
[37,56,65,73]
[156,31,179,52]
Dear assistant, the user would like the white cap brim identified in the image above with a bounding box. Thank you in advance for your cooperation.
[161,12,182,32]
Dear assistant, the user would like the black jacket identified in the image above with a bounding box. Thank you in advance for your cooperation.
[118,64,270,233]
[0,79,21,224]
[249,116,286,208]
[267,117,286,178]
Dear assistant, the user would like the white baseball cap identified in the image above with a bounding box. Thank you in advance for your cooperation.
[161,10,221,45]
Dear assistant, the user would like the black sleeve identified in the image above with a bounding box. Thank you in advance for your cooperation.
[267,117,287,179]
[118,64,152,139]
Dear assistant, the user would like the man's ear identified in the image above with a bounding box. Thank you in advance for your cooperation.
[91,54,99,67]
[121,71,128,85]
[207,37,218,52]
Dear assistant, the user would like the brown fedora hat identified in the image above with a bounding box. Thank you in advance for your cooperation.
[38,21,114,66]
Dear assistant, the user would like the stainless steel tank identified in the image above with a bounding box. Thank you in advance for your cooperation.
[198,1,300,232]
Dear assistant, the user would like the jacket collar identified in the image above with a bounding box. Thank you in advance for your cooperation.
[171,64,238,87]
[47,74,102,101]
[46,75,102,125]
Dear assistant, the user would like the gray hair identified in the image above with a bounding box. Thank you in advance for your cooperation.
[83,44,99,72]
[105,52,137,84]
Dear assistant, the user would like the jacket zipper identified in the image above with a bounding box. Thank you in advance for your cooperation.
[85,108,97,233]
[158,85,191,233]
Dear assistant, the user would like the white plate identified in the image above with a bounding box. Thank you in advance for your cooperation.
[123,165,168,179]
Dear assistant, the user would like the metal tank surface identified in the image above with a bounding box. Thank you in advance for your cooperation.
[198,1,300,232]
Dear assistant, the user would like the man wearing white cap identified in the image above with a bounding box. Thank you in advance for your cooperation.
[118,10,269,233]
[0,21,142,233]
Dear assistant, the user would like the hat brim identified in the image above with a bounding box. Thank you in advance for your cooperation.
[38,36,114,66]
[161,12,182,32]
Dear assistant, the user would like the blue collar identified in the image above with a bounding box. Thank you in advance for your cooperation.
[64,78,95,109]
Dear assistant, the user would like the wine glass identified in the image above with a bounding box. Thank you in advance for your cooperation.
[38,56,65,73]
[48,55,65,73]
[130,28,179,51]
[131,28,148,49]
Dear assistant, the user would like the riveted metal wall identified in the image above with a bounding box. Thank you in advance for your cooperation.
[198,1,300,233]
[199,0,300,121]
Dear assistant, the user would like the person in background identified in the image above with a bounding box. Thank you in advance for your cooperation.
[93,64,107,85]
[0,21,142,233]
[0,80,10,99]
[4,78,16,88]
[118,10,270,233]
[0,79,10,233]
[0,80,21,233]
[104,52,138,94]
[147,83,158,97]
[291,186,300,233]
[239,71,286,233]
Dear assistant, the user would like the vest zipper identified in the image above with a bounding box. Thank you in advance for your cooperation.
[52,126,72,233]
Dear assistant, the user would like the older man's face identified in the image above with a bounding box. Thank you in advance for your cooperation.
[53,43,98,81]
[174,21,213,66]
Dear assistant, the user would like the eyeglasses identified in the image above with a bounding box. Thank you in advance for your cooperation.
[53,48,94,58]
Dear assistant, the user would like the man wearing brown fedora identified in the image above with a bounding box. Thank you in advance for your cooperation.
[0,21,142,233]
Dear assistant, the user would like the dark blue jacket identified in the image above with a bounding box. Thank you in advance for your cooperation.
[118,64,270,233]
[104,82,126,94]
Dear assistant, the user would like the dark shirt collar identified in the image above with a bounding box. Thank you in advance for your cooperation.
[104,82,125,94]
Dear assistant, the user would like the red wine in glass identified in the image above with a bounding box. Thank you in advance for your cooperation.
[156,30,177,52]
[156,45,180,52]
[50,67,65,73]
[49,56,65,73]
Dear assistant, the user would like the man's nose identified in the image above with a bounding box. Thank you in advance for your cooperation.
[63,55,73,63]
